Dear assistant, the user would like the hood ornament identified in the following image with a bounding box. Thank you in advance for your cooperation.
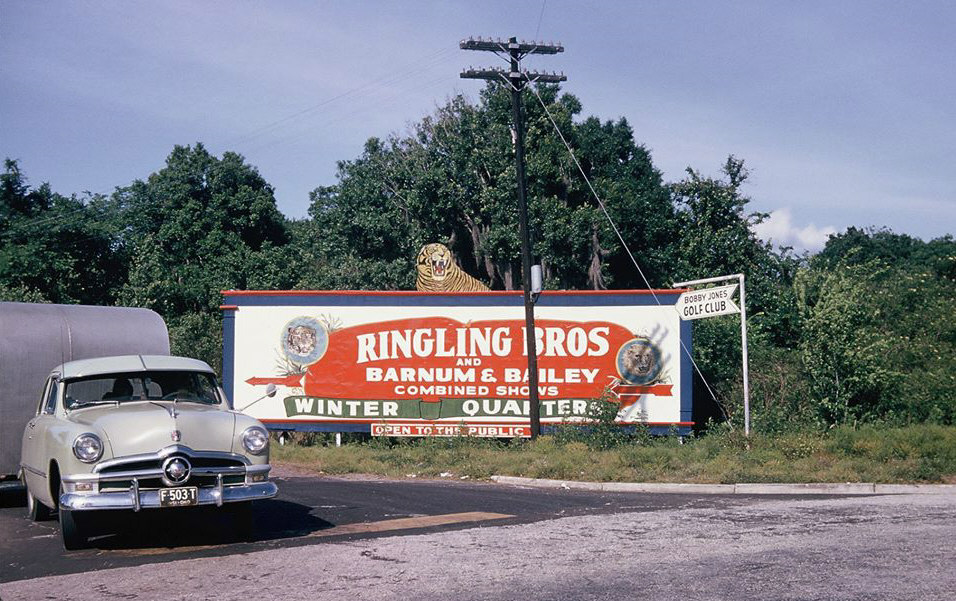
[150,401,179,419]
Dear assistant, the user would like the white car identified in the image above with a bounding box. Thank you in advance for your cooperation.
[20,355,278,549]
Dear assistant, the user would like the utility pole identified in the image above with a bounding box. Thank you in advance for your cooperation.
[460,37,566,438]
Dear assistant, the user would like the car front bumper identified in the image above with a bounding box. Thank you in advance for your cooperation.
[60,481,278,511]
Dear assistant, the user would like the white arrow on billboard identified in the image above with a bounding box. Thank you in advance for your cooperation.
[675,283,740,321]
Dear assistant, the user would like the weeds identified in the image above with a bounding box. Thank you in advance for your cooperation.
[272,424,956,484]
[552,395,650,450]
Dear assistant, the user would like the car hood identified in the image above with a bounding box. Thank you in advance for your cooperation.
[67,402,237,457]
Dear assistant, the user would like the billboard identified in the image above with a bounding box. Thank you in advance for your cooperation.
[221,290,692,436]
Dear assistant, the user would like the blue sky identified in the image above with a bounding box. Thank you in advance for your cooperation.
[2,1,953,251]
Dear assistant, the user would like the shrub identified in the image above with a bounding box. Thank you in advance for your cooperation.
[553,393,652,450]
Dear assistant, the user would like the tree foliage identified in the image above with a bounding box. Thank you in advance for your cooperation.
[0,160,124,305]
[798,255,955,425]
[111,144,292,369]
[814,227,956,280]
[305,85,676,291]
[2,86,952,430]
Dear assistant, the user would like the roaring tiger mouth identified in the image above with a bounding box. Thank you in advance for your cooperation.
[432,259,448,279]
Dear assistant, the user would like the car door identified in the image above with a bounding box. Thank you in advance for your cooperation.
[21,375,59,504]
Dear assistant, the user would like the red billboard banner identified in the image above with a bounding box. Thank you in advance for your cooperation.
[309,317,635,401]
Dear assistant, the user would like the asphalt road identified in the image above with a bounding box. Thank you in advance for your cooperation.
[1,475,953,600]
[0,472,745,583]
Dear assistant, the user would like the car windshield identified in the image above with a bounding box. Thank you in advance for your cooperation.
[64,370,221,410]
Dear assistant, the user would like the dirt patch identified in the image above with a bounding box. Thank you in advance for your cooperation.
[270,462,323,478]
[271,461,493,485]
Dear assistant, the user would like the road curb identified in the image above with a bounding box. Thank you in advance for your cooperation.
[490,476,956,495]
[734,483,875,495]
[874,483,956,494]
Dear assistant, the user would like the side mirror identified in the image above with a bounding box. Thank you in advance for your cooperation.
[239,383,279,412]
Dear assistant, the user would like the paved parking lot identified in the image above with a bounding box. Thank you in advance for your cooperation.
[0,478,956,601]
[0,473,744,583]
[2,475,953,600]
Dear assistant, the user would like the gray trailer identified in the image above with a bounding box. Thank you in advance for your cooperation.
[0,302,170,482]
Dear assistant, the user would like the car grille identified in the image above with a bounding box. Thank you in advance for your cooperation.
[100,475,245,491]
[96,454,247,491]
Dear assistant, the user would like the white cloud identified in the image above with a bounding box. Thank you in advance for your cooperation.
[752,208,837,252]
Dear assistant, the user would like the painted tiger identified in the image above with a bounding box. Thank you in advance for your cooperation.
[415,243,489,292]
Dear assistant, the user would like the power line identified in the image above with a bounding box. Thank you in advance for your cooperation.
[525,83,727,420]
[227,47,456,147]
[0,191,115,236]
[534,0,548,39]
[243,71,458,155]
[459,37,726,426]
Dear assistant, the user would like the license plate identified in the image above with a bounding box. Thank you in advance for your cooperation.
[159,487,198,507]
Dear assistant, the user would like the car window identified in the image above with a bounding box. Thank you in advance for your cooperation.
[145,371,220,403]
[66,374,147,406]
[43,379,58,414]
[37,377,55,415]
[64,371,221,409]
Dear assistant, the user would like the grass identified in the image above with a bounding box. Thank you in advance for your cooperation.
[271,424,956,484]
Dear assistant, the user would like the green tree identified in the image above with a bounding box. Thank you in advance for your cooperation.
[304,84,676,291]
[0,284,48,303]
[671,157,799,321]
[0,159,124,305]
[797,259,955,425]
[814,227,956,281]
[115,144,291,369]
[667,157,804,428]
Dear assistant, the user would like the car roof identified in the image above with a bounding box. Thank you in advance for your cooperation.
[53,355,215,380]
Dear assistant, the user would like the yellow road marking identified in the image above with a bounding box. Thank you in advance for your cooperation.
[109,543,219,556]
[307,511,513,538]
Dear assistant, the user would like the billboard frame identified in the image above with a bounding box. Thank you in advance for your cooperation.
[221,289,693,436]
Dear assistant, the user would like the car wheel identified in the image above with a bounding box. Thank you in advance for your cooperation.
[59,506,87,550]
[23,474,51,521]
[57,476,87,551]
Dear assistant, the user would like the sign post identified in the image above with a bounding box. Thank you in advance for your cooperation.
[673,274,750,436]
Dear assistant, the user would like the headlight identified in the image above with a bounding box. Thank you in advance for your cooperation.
[241,426,269,455]
[73,433,103,463]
